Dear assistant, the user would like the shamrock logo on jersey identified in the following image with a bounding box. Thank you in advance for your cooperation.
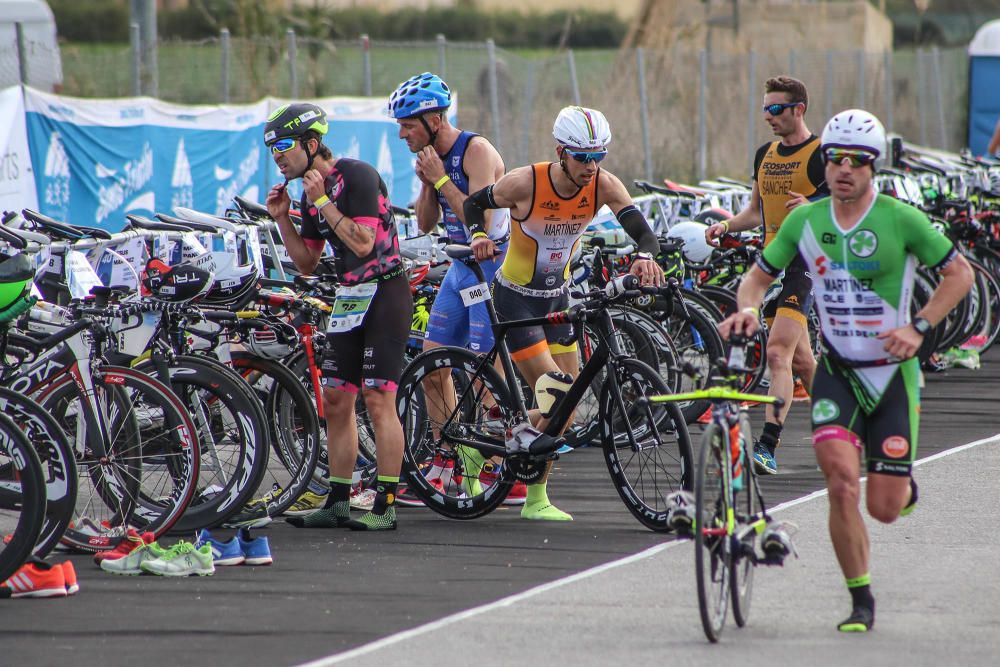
[849,230,878,258]
[812,399,839,423]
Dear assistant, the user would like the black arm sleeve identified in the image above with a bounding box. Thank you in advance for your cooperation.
[751,143,770,181]
[616,205,659,255]
[462,185,496,236]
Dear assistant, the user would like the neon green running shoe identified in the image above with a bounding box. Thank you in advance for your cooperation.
[283,489,329,517]
[140,541,215,577]
[100,540,172,576]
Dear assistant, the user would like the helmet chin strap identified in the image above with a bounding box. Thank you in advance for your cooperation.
[419,115,439,150]
[558,148,586,190]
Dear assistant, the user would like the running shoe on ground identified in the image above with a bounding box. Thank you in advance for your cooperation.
[222,504,271,529]
[61,561,79,595]
[394,484,425,507]
[752,439,778,475]
[1,560,67,598]
[237,528,273,566]
[93,528,155,565]
[140,541,215,577]
[100,540,171,576]
[838,603,875,633]
[283,489,329,517]
[478,470,527,505]
[350,487,377,511]
[194,529,244,566]
[242,483,283,513]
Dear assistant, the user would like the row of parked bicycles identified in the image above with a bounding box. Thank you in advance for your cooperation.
[1,138,997,588]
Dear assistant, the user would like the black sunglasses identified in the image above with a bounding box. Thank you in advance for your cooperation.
[762,102,801,116]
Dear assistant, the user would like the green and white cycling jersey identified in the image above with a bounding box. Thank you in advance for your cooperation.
[758,193,955,400]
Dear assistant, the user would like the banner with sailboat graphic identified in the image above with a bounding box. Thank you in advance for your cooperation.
[17,87,447,231]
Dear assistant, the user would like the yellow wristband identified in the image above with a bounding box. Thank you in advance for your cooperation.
[720,220,730,232]
[313,194,330,209]
[434,175,451,191]
[471,231,488,240]
[741,307,759,317]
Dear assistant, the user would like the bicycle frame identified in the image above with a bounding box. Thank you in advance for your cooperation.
[434,258,637,458]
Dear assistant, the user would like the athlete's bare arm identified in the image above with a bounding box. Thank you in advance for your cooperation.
[487,165,535,218]
[706,181,762,245]
[414,181,441,234]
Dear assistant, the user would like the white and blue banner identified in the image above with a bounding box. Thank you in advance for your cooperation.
[0,86,39,215]
[15,87,446,231]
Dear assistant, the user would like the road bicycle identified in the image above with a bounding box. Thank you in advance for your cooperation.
[645,336,796,641]
[395,245,693,531]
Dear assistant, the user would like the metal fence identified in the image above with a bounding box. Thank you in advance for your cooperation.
[5,30,969,193]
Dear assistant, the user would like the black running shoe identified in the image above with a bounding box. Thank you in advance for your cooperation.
[838,604,875,633]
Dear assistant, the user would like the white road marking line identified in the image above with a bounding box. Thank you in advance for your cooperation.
[296,432,1000,666]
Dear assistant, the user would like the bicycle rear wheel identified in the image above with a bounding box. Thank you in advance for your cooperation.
[0,412,46,582]
[600,359,693,531]
[730,411,757,627]
[396,346,515,519]
[695,422,731,642]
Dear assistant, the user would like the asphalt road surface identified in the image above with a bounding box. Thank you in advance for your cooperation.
[4,352,998,667]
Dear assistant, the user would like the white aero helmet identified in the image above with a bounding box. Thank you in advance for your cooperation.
[553,106,611,149]
[821,109,887,170]
[666,220,714,263]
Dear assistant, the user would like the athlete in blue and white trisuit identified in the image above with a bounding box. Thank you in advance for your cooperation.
[388,73,519,502]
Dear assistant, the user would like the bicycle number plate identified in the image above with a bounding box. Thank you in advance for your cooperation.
[327,282,378,333]
[459,283,491,307]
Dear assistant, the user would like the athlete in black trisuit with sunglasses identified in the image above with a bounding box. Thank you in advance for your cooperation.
[704,75,829,476]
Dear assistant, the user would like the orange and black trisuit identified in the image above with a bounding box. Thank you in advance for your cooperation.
[493,162,599,360]
[752,135,828,325]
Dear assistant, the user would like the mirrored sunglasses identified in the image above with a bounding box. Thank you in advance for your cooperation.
[762,102,800,116]
[824,148,877,168]
[269,138,297,154]
[564,148,608,164]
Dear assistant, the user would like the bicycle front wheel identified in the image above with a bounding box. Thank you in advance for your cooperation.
[600,359,693,531]
[0,412,47,582]
[730,412,757,628]
[695,422,731,643]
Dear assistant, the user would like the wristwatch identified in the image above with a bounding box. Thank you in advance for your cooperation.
[635,252,654,261]
[911,317,932,336]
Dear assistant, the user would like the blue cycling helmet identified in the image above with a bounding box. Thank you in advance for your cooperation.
[387,73,451,119]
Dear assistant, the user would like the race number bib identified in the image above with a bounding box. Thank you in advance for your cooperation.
[459,282,491,307]
[326,282,378,333]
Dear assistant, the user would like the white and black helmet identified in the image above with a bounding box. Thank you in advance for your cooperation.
[821,109,887,170]
[552,106,611,149]
[665,220,714,263]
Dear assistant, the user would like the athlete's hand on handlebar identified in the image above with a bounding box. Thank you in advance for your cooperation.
[470,235,498,262]
[266,183,291,221]
[705,222,727,247]
[718,308,760,340]
[630,257,664,287]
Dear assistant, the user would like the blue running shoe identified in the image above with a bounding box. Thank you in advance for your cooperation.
[238,528,273,566]
[752,440,777,475]
[194,529,244,566]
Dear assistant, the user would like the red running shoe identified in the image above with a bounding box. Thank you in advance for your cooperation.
[93,528,154,565]
[479,471,527,506]
[1,561,67,598]
[61,561,79,595]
